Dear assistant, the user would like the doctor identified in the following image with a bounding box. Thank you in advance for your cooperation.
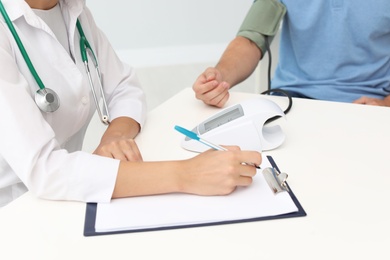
[0,0,261,207]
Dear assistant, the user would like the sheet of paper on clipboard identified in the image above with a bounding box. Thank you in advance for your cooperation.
[92,156,300,234]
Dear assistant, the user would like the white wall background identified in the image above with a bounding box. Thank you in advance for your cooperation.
[87,0,258,104]
[84,1,279,152]
[88,0,252,51]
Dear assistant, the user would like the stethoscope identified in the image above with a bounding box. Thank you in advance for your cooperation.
[0,1,110,125]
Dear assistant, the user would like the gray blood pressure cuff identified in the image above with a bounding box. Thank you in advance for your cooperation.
[237,0,286,57]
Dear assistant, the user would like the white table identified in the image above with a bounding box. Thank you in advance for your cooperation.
[1,88,390,260]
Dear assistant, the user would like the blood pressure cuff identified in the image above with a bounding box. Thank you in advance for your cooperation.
[237,0,286,57]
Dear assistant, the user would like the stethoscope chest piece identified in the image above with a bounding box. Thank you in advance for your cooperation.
[35,88,60,112]
[0,2,109,122]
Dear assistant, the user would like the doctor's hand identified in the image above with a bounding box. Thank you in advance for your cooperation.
[353,95,390,107]
[94,117,143,161]
[180,146,261,196]
[192,67,230,108]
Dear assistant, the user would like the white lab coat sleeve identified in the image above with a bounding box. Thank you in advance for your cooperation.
[0,74,119,202]
[81,8,147,128]
[0,22,118,203]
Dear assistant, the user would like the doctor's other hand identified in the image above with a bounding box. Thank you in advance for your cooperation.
[94,137,143,162]
[93,117,143,161]
[192,67,230,108]
[181,146,261,196]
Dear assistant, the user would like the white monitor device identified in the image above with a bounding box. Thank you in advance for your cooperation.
[180,97,286,153]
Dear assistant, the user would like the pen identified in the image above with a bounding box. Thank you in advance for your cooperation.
[174,125,260,169]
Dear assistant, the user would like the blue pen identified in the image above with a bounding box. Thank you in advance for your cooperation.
[174,125,260,169]
[175,125,228,151]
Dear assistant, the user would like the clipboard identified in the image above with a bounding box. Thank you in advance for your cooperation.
[84,156,306,236]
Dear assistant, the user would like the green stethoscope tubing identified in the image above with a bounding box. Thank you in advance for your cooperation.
[77,19,93,63]
[77,19,110,125]
[0,1,45,90]
[0,1,109,124]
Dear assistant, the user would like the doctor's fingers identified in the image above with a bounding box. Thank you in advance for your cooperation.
[236,175,254,187]
[238,150,262,169]
[115,139,143,162]
[109,147,143,162]
[96,140,143,162]
[232,160,261,187]
[122,141,143,162]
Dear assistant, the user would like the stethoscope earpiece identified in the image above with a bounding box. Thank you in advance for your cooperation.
[35,88,60,112]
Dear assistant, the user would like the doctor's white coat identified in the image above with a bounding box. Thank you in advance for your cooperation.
[0,0,146,207]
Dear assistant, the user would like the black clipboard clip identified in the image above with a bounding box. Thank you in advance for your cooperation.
[263,167,289,194]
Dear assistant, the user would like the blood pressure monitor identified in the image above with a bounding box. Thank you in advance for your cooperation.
[198,104,244,134]
[181,97,286,153]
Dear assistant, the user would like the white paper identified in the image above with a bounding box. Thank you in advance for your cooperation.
[95,157,298,232]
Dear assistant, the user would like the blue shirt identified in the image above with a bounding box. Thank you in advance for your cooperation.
[272,0,390,102]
